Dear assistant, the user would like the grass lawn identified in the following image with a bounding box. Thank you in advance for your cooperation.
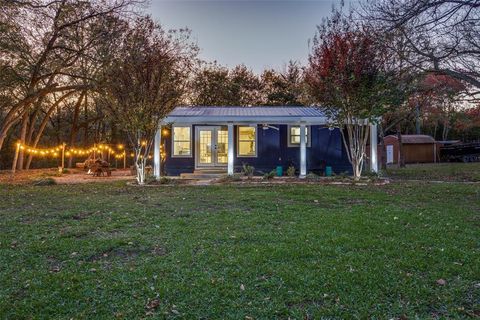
[1,181,479,318]
[386,162,480,182]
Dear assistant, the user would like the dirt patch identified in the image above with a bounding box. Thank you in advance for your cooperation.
[0,168,135,185]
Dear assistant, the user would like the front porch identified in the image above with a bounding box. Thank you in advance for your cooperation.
[153,107,379,178]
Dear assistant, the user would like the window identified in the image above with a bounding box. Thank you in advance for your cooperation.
[238,126,257,157]
[288,125,311,147]
[172,126,191,157]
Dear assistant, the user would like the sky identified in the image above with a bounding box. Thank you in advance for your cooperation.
[146,0,348,73]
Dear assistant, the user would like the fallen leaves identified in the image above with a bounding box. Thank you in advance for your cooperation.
[145,298,160,311]
[436,279,447,286]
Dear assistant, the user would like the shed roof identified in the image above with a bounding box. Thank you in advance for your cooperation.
[386,134,436,144]
[162,106,329,124]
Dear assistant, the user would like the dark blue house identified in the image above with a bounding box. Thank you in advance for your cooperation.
[152,106,379,177]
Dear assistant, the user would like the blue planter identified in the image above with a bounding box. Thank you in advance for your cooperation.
[276,166,283,177]
[325,166,332,177]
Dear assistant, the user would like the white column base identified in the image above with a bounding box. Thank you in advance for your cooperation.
[227,123,234,175]
[370,123,378,173]
[299,123,307,178]
[154,126,161,179]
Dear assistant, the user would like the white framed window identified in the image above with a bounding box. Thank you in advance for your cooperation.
[172,125,192,157]
[237,125,257,157]
[288,125,311,147]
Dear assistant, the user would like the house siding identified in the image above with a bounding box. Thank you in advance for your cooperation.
[163,124,351,175]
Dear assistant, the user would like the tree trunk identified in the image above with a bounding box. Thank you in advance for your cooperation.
[67,92,86,168]
[16,112,29,170]
[442,121,449,141]
[25,91,76,169]
[340,119,370,181]
[397,124,405,168]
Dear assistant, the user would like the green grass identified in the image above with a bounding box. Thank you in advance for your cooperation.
[386,162,480,182]
[0,181,479,318]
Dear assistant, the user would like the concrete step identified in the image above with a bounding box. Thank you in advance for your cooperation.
[180,169,227,179]
[193,169,227,174]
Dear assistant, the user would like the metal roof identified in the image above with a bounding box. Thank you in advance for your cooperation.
[162,106,329,124]
[386,134,436,144]
[168,106,326,117]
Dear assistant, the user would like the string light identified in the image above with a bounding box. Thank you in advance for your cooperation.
[15,142,64,157]
[14,142,163,162]
[15,142,130,158]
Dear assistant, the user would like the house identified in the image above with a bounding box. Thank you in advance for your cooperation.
[152,106,379,177]
[384,134,439,164]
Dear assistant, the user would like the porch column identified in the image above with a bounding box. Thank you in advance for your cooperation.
[370,123,378,173]
[153,126,161,179]
[299,123,307,178]
[227,123,234,175]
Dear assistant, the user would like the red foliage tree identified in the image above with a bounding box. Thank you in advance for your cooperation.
[306,12,392,179]
[420,74,466,140]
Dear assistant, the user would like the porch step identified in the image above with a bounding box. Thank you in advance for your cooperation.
[180,169,227,179]
[194,169,227,174]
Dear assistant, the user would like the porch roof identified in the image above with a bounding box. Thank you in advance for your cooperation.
[161,106,329,125]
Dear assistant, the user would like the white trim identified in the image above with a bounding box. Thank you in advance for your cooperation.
[154,127,161,179]
[299,124,307,178]
[195,126,229,169]
[237,125,258,158]
[227,124,234,175]
[370,123,378,173]
[287,125,311,148]
[171,125,192,158]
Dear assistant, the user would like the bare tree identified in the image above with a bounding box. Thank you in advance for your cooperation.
[0,0,137,152]
[364,0,480,98]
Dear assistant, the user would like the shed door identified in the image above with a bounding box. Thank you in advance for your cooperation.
[386,145,394,164]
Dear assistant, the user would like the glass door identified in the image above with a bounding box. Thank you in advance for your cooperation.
[216,128,228,165]
[196,126,229,168]
[198,127,215,166]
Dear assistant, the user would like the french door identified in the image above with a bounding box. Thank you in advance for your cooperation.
[196,126,229,168]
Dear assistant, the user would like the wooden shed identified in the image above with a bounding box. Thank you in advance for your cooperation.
[384,135,438,164]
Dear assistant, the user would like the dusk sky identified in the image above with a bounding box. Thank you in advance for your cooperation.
[147,0,348,73]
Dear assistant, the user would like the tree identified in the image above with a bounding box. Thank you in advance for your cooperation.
[189,63,261,106]
[0,0,136,154]
[365,0,480,98]
[420,74,466,140]
[261,61,307,106]
[189,63,232,105]
[306,10,394,180]
[103,17,198,184]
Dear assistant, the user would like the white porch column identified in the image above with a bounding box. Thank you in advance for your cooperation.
[370,123,378,173]
[227,123,234,175]
[299,123,307,178]
[153,126,161,179]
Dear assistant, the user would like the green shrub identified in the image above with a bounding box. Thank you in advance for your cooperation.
[306,172,320,180]
[144,175,157,184]
[242,164,255,177]
[286,165,296,177]
[159,176,171,184]
[263,170,276,180]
